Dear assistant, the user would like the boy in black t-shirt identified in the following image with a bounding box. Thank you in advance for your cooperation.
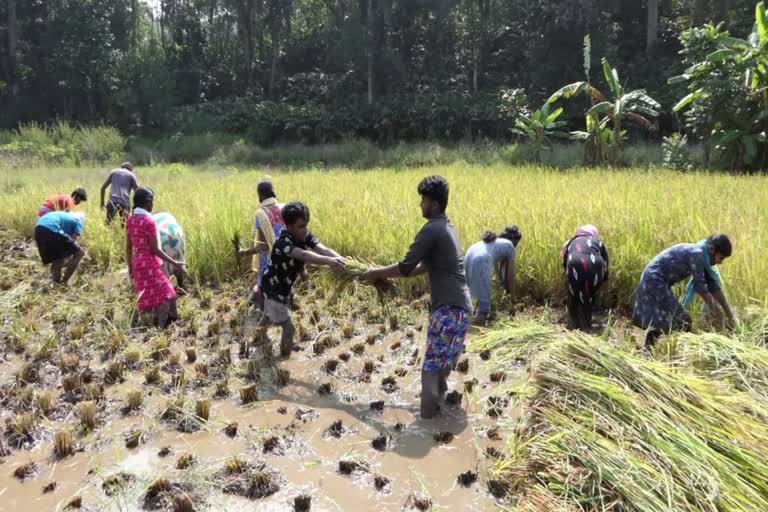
[259,201,345,357]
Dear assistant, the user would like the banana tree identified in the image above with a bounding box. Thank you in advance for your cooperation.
[512,103,570,162]
[547,57,661,165]
[671,2,768,169]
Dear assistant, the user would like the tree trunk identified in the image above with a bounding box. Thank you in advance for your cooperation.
[715,0,729,26]
[646,0,658,55]
[692,0,707,26]
[269,26,279,96]
[239,0,255,85]
[366,0,374,105]
[7,0,18,96]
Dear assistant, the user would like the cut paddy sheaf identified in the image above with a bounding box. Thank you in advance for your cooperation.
[472,319,768,510]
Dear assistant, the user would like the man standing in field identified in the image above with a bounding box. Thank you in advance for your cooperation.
[100,162,139,225]
[363,175,472,419]
[38,188,88,217]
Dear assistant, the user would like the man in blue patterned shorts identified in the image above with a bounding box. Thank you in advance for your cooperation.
[364,176,472,419]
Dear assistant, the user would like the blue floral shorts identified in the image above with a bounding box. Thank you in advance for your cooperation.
[423,306,470,374]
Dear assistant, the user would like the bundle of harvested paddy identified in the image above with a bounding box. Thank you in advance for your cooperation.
[316,257,397,303]
[475,324,768,511]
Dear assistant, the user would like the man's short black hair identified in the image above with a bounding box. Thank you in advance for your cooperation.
[121,161,134,171]
[282,201,310,226]
[257,180,276,199]
[708,233,733,258]
[417,175,449,211]
[72,187,87,202]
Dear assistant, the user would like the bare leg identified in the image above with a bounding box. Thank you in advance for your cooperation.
[175,270,186,294]
[420,370,442,419]
[50,258,67,283]
[61,250,84,284]
[157,300,172,329]
[279,318,296,358]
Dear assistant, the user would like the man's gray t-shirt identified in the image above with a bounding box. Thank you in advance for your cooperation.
[398,215,473,313]
[108,168,139,205]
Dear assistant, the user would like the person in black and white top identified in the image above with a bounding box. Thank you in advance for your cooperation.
[259,201,345,358]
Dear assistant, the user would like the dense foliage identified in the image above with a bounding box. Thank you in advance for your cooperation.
[0,1,761,147]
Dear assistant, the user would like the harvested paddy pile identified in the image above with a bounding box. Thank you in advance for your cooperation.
[473,321,768,511]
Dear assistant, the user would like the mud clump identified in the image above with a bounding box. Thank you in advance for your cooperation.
[42,481,57,493]
[464,378,478,394]
[103,472,136,496]
[456,358,469,373]
[13,461,38,481]
[489,371,506,383]
[479,349,492,361]
[277,407,288,415]
[433,431,454,445]
[220,462,281,500]
[323,358,339,374]
[317,383,333,395]
[486,396,509,418]
[363,361,375,374]
[338,460,362,475]
[294,494,312,512]
[142,477,190,510]
[394,367,408,378]
[457,470,478,487]
[369,400,384,412]
[326,419,344,438]
[485,446,503,460]
[158,446,172,458]
[351,343,365,355]
[65,496,82,509]
[393,421,405,432]
[487,426,501,441]
[371,434,388,451]
[374,474,390,491]
[224,422,238,438]
[445,390,462,406]
[408,493,433,511]
[381,376,398,393]
[487,479,511,500]
[338,352,350,362]
[262,435,282,454]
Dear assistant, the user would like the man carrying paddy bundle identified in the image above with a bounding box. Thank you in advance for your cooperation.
[632,234,736,349]
[38,188,88,217]
[100,162,139,225]
[561,224,609,331]
[464,225,522,326]
[259,201,345,358]
[238,179,285,310]
[34,211,87,285]
[363,176,472,419]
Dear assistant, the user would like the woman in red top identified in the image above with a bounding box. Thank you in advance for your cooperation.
[38,188,87,217]
[125,188,185,328]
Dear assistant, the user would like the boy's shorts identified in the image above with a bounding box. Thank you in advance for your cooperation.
[263,297,291,324]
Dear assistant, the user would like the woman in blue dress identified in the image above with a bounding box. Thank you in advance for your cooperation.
[632,234,735,348]
[464,225,522,325]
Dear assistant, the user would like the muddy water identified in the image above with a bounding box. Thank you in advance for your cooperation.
[0,316,521,510]
[0,231,525,511]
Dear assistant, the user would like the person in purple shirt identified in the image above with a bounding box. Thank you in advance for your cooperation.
[100,162,139,225]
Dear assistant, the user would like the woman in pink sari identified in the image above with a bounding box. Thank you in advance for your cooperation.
[126,188,185,327]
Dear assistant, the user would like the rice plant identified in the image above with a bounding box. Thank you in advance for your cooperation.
[53,430,75,458]
[77,401,98,431]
